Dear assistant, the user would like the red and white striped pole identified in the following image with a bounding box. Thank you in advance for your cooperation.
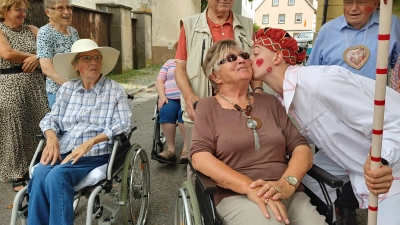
[368,0,393,224]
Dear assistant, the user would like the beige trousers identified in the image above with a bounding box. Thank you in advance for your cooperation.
[216,192,327,225]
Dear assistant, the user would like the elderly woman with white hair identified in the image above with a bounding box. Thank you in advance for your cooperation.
[37,0,79,107]
[27,39,132,225]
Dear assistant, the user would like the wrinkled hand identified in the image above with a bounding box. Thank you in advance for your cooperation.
[40,137,62,166]
[246,186,290,224]
[250,179,295,201]
[22,55,39,73]
[184,93,200,121]
[61,140,94,165]
[158,95,168,110]
[364,155,393,195]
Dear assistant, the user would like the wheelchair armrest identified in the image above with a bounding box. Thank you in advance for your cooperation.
[189,161,218,196]
[307,164,343,188]
[114,126,137,143]
[36,133,45,140]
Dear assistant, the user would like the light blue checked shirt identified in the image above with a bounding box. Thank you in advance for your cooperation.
[306,11,400,80]
[40,76,132,157]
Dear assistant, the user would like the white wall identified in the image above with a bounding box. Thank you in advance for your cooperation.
[151,0,200,47]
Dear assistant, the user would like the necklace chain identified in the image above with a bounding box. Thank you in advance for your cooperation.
[217,92,251,112]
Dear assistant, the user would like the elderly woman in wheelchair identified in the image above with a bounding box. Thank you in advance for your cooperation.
[22,39,137,225]
[186,39,327,225]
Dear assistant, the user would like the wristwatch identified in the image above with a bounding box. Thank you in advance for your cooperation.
[283,176,298,188]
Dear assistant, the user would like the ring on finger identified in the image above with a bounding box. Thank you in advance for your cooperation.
[273,186,281,194]
[265,198,269,204]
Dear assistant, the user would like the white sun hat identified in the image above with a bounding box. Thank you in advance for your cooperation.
[53,39,120,80]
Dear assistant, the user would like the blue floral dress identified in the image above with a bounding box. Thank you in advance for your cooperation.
[37,24,79,94]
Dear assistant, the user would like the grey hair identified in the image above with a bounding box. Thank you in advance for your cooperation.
[44,0,71,8]
[202,39,243,91]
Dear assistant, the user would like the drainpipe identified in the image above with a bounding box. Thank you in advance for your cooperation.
[321,0,329,26]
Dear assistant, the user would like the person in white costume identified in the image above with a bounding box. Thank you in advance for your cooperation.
[249,27,398,225]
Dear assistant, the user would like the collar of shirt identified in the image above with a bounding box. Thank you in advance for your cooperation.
[206,10,233,29]
[279,66,301,114]
[74,76,106,95]
[340,11,379,31]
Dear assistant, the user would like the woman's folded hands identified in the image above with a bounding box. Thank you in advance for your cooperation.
[246,179,294,224]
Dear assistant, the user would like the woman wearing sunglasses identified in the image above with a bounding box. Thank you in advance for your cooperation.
[190,39,326,225]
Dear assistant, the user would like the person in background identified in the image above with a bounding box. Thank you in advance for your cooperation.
[37,0,79,108]
[155,42,188,164]
[191,39,327,225]
[307,0,400,80]
[27,39,132,225]
[175,0,263,162]
[306,1,400,223]
[251,27,398,225]
[0,0,49,191]
[389,54,400,92]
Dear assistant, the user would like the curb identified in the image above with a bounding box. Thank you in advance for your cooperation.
[128,82,156,96]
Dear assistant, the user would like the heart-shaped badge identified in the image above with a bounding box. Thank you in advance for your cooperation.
[343,45,370,70]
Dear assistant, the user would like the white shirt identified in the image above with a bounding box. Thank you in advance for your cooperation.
[280,65,400,207]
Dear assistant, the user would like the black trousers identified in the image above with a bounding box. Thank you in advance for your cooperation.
[335,181,359,208]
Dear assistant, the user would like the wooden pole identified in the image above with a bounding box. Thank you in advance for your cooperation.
[368,0,393,224]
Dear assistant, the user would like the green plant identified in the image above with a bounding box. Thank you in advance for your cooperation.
[253,23,260,33]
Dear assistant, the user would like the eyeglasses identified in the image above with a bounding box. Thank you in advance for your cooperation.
[14,8,28,14]
[218,52,250,65]
[75,55,102,63]
[49,5,73,12]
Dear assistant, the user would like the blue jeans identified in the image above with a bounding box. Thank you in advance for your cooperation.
[47,92,56,109]
[159,99,183,123]
[27,153,109,225]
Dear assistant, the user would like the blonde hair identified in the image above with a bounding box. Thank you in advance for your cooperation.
[0,0,29,22]
[44,0,71,9]
[202,39,242,91]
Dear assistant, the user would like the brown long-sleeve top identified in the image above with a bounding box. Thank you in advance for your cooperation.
[191,93,309,205]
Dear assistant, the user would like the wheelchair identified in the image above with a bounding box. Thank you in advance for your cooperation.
[10,126,150,225]
[151,96,174,164]
[175,162,344,225]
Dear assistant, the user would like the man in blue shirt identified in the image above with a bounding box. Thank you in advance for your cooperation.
[306,1,400,224]
[307,1,400,80]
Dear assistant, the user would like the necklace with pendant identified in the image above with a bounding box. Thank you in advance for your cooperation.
[217,92,262,151]
[343,28,370,70]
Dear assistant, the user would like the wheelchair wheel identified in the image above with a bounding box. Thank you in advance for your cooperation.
[174,181,202,225]
[121,144,150,225]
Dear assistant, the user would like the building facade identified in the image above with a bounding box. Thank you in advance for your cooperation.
[255,0,317,37]
[70,0,200,71]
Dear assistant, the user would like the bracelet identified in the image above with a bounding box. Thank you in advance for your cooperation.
[253,87,264,92]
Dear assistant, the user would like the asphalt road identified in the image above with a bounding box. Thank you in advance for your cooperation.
[1,85,368,225]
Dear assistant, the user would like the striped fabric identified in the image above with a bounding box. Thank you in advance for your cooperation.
[40,77,132,157]
[390,54,400,93]
[157,59,181,99]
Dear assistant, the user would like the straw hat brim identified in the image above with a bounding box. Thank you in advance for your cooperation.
[53,47,120,80]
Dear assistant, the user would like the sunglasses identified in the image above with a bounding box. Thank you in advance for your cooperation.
[75,55,102,63]
[218,52,250,65]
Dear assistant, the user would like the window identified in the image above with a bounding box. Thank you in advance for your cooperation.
[272,0,279,6]
[262,14,269,24]
[278,14,285,24]
[288,0,295,5]
[295,13,302,24]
